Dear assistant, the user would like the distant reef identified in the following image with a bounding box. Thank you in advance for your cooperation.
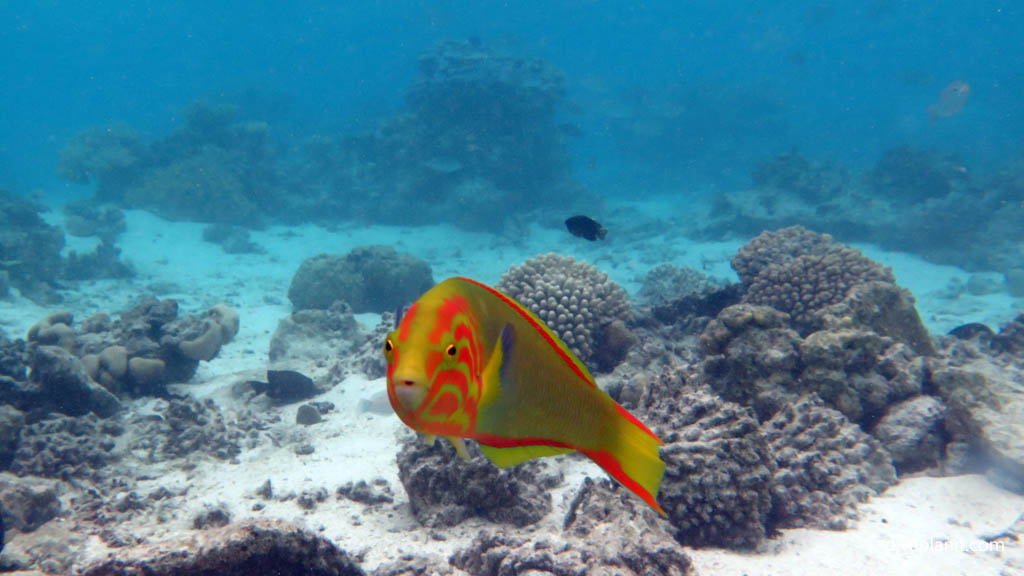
[698,147,1024,286]
[57,39,589,231]
[0,191,132,305]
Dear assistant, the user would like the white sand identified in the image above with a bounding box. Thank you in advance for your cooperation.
[7,206,1024,574]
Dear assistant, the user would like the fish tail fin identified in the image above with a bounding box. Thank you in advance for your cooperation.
[583,405,667,516]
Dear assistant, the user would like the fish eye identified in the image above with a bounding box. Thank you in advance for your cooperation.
[385,339,394,352]
[446,344,457,357]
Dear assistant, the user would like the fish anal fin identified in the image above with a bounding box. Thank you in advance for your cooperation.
[447,437,471,461]
[479,443,574,468]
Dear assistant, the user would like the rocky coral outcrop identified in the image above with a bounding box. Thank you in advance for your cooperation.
[75,518,365,576]
[395,434,560,528]
[0,190,65,305]
[498,253,632,371]
[269,301,363,365]
[701,303,929,425]
[931,361,1024,492]
[127,397,244,463]
[451,479,692,575]
[871,394,947,473]
[10,413,122,481]
[638,373,776,550]
[762,395,897,530]
[288,246,434,313]
[52,297,239,396]
[0,473,63,533]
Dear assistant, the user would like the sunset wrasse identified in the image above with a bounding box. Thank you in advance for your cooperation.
[384,277,666,514]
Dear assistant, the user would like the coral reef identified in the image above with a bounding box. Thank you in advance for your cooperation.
[732,227,896,334]
[699,303,928,425]
[451,478,692,575]
[871,395,947,473]
[0,190,65,304]
[0,473,62,533]
[288,246,434,313]
[497,253,632,371]
[762,395,897,530]
[699,147,1024,282]
[395,434,560,528]
[637,375,776,550]
[75,518,365,576]
[290,39,585,229]
[62,201,126,242]
[9,413,122,481]
[637,264,722,308]
[58,103,282,225]
[269,301,363,364]
[127,397,244,463]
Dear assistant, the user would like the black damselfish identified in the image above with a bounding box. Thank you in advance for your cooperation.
[565,215,607,241]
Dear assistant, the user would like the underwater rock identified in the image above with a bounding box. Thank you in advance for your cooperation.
[28,345,121,418]
[128,397,243,462]
[63,238,134,281]
[193,503,232,530]
[0,333,27,381]
[733,227,898,336]
[336,479,394,506]
[871,395,947,473]
[268,301,363,365]
[27,310,76,350]
[295,403,322,426]
[62,201,126,241]
[816,280,935,357]
[288,246,434,314]
[10,413,122,481]
[762,395,897,530]
[0,405,25,470]
[451,481,692,576]
[638,374,776,550]
[76,518,365,576]
[0,473,62,533]
[175,304,240,362]
[932,364,1024,493]
[395,434,560,528]
[699,304,803,420]
[639,264,722,309]
[451,498,693,576]
[991,313,1024,357]
[498,253,632,371]
[700,303,927,426]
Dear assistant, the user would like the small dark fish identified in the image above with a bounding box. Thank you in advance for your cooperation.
[565,215,607,241]
[947,322,994,341]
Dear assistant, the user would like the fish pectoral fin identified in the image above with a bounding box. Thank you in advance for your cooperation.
[480,323,515,409]
[479,443,575,468]
[447,437,471,461]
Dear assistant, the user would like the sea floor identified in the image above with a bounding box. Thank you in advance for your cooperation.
[2,205,1023,574]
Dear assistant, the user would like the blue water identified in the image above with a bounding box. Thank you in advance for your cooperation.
[2,1,1020,199]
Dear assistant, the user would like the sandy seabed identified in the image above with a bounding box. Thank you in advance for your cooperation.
[2,207,1022,575]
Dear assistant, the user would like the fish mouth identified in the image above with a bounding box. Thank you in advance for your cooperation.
[392,377,427,413]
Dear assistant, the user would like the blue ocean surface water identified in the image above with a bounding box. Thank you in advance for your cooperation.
[0,2,1022,574]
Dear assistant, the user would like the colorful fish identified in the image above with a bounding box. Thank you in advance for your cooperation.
[385,277,666,514]
[928,80,970,122]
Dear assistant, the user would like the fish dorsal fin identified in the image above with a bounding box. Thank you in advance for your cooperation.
[456,277,597,389]
[479,443,575,468]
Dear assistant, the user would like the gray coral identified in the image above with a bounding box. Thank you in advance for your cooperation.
[395,434,560,528]
[734,227,895,332]
[497,253,631,371]
[638,375,776,550]
[762,395,897,530]
[451,478,694,576]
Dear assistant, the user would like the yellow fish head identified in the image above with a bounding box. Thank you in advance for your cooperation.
[384,286,484,438]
